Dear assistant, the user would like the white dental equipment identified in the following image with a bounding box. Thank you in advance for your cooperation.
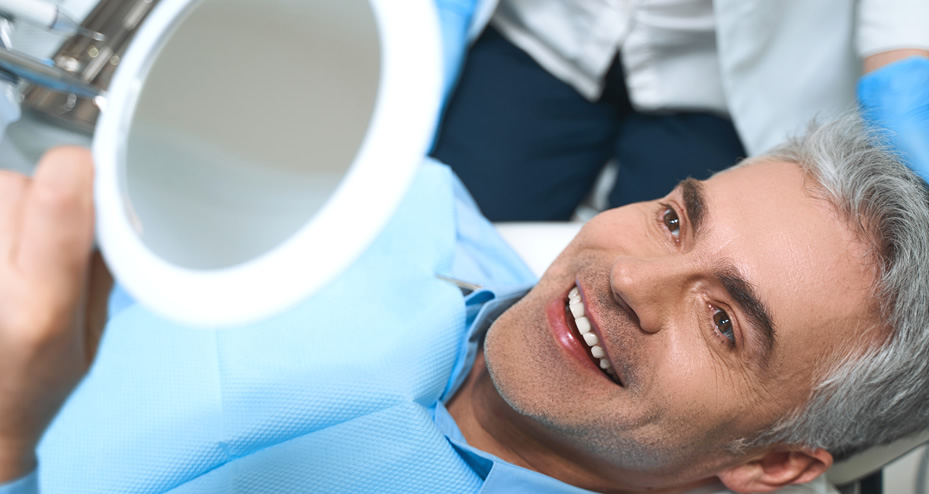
[0,0,105,143]
[0,0,103,40]
[0,18,19,142]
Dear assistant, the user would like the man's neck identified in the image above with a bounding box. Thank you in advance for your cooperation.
[446,352,540,468]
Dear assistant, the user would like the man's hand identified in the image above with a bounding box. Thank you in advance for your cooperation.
[0,147,96,482]
[859,52,929,182]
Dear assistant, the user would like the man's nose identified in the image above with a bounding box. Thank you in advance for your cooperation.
[609,256,695,334]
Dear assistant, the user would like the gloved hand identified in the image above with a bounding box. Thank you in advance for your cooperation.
[858,56,929,183]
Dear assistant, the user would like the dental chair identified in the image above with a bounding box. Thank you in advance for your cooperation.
[494,222,929,494]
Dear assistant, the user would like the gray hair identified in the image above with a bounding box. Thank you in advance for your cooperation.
[730,114,929,460]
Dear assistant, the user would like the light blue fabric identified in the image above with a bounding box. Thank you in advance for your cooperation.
[859,56,929,183]
[435,0,480,100]
[0,159,606,493]
[0,474,37,494]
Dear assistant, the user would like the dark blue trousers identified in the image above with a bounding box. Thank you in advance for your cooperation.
[431,27,746,221]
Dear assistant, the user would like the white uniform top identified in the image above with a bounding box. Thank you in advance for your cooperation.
[487,0,929,154]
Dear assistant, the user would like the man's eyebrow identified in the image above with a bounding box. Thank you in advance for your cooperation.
[717,266,777,361]
[679,178,706,236]
[677,178,775,360]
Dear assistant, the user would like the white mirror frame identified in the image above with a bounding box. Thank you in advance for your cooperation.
[94,0,442,327]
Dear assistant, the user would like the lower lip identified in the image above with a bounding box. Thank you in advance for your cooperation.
[546,293,608,377]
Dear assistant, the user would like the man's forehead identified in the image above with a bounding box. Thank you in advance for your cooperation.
[669,162,813,232]
[695,161,834,227]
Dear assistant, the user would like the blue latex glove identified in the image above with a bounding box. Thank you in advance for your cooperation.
[859,56,929,183]
[435,0,479,99]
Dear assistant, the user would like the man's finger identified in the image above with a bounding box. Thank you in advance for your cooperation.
[0,171,28,262]
[16,147,95,300]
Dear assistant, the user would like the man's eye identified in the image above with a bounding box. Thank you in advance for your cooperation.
[713,308,735,344]
[662,207,681,238]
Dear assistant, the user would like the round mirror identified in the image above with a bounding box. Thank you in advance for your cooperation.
[94,0,442,326]
[126,0,381,270]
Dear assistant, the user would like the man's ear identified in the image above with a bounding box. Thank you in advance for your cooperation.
[717,447,833,493]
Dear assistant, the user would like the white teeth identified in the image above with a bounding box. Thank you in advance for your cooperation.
[568,285,618,383]
[575,316,591,334]
[583,332,599,346]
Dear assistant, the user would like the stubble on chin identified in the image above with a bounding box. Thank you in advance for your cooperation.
[483,300,656,468]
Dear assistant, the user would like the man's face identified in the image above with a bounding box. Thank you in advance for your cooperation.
[481,161,879,491]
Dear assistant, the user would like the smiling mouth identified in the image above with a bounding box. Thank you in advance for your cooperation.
[566,285,622,385]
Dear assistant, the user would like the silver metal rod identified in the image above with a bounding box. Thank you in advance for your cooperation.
[435,274,484,294]
[51,12,107,41]
[0,47,104,99]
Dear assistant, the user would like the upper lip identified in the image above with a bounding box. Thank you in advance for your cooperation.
[575,280,625,386]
